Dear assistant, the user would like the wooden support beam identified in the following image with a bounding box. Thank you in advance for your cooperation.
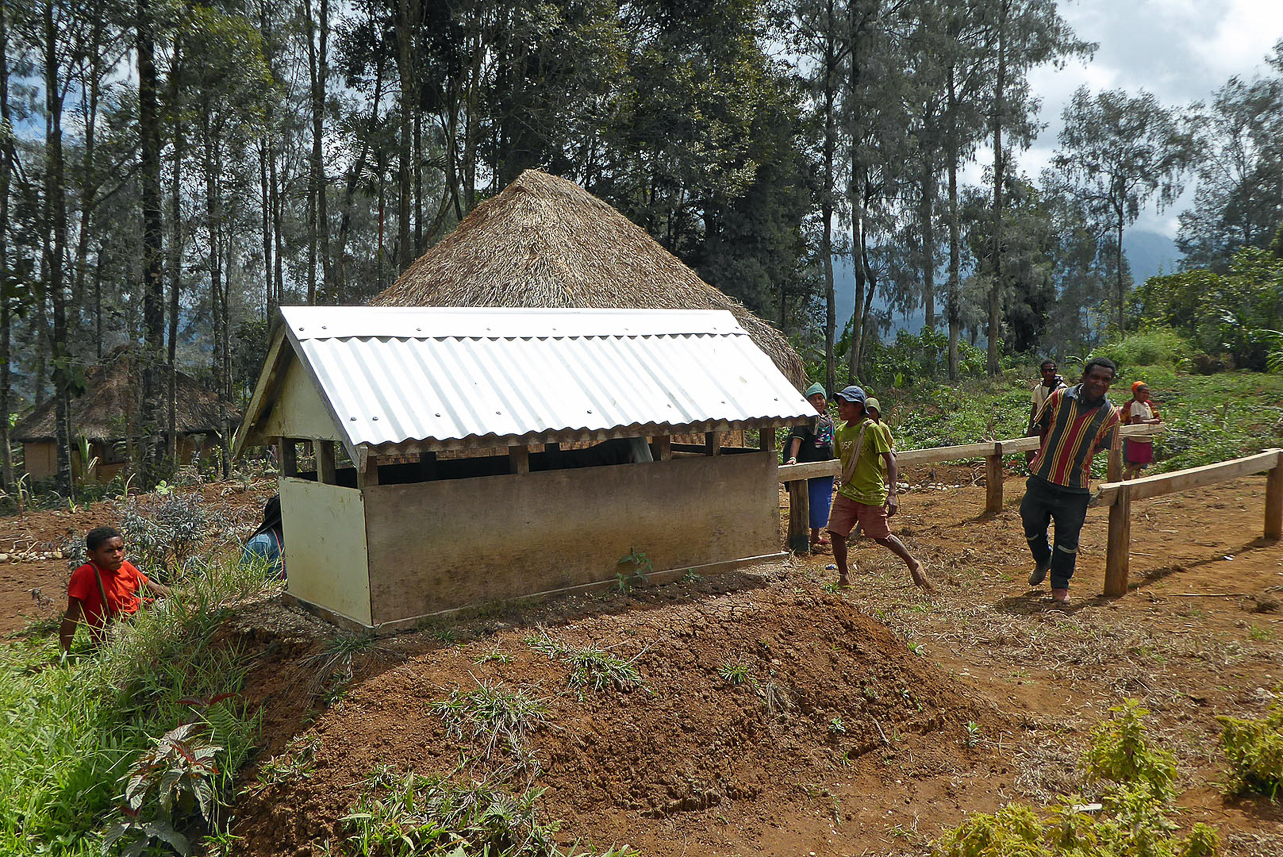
[510,445,530,474]
[652,435,672,461]
[419,450,437,480]
[985,443,1003,514]
[705,431,722,456]
[317,441,337,484]
[279,438,298,477]
[357,454,379,489]
[1106,425,1123,483]
[1266,454,1283,540]
[778,460,841,482]
[1095,449,1281,506]
[760,426,776,454]
[787,479,810,554]
[1103,484,1132,597]
[999,436,1042,455]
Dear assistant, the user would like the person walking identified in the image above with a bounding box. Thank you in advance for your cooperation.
[826,386,930,592]
[1022,358,1121,604]
[1026,360,1067,464]
[1122,381,1162,480]
[785,383,836,551]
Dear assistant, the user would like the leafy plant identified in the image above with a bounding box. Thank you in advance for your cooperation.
[828,717,846,735]
[963,721,983,748]
[102,722,222,857]
[525,631,646,694]
[1082,699,1178,801]
[718,660,750,686]
[1217,685,1283,799]
[616,548,653,590]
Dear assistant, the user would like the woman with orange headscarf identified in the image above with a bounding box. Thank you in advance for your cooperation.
[1122,381,1161,480]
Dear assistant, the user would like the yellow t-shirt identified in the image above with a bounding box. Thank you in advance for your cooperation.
[835,418,893,506]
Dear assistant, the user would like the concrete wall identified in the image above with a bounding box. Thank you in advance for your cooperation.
[361,451,778,625]
[280,477,372,626]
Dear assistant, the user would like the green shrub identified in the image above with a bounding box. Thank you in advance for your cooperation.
[1091,327,1193,373]
[1082,699,1178,802]
[935,699,1220,857]
[1217,685,1283,799]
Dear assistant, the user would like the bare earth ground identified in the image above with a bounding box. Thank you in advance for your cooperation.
[2,465,1281,856]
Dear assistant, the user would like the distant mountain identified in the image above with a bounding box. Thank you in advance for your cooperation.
[1122,230,1181,283]
[825,230,1181,337]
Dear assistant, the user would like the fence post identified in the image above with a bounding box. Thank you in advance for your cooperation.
[787,478,810,554]
[1266,451,1283,540]
[985,443,1003,514]
[1107,425,1123,483]
[1103,484,1132,597]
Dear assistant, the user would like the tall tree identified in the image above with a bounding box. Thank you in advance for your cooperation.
[1052,86,1197,334]
[137,0,165,470]
[978,0,1090,373]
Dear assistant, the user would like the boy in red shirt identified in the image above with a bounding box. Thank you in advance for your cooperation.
[59,526,170,652]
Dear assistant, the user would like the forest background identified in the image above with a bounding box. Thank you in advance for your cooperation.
[2,0,1282,493]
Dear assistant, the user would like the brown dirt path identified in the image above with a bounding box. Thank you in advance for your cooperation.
[2,469,1280,855]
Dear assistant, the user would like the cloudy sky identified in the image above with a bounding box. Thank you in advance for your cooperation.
[1015,0,1283,237]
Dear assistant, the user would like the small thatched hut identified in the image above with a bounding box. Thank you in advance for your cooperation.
[371,169,807,390]
[13,352,230,483]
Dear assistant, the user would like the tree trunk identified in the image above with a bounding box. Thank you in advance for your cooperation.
[921,168,936,329]
[822,0,837,395]
[395,0,417,272]
[987,11,1006,376]
[0,0,14,489]
[167,64,183,463]
[138,0,166,470]
[44,0,72,493]
[947,64,961,380]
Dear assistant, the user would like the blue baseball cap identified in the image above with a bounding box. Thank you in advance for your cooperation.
[834,385,866,405]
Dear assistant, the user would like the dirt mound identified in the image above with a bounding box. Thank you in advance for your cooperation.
[234,575,985,855]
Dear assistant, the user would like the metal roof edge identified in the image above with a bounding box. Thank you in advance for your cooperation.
[278,305,747,341]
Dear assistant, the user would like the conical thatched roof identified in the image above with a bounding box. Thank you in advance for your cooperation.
[13,351,231,442]
[371,170,807,388]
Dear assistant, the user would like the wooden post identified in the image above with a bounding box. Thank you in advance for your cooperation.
[510,445,530,474]
[652,435,672,461]
[317,441,337,484]
[419,450,437,480]
[760,426,776,454]
[1266,453,1283,540]
[1103,484,1132,597]
[787,479,810,554]
[985,443,1003,514]
[705,431,722,456]
[279,438,298,477]
[357,454,379,489]
[1107,425,1123,483]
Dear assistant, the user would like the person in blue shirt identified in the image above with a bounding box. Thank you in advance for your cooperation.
[242,495,285,580]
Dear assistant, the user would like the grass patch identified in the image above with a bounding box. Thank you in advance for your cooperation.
[429,678,550,765]
[340,768,636,857]
[525,630,648,694]
[0,556,274,856]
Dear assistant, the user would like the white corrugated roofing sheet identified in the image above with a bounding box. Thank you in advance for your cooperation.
[279,306,813,453]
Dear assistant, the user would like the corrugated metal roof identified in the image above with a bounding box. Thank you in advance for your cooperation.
[279,306,814,453]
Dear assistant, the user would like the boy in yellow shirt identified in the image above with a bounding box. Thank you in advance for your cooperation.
[827,386,931,592]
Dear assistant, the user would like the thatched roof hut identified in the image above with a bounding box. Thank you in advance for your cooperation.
[370,169,807,389]
[13,352,227,443]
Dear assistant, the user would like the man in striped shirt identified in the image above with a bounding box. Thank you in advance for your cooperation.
[1022,357,1121,604]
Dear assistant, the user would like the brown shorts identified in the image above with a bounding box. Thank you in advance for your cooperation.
[826,494,891,540]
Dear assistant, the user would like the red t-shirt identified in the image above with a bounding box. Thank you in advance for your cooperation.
[67,560,149,635]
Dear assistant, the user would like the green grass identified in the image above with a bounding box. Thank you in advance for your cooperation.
[429,679,551,764]
[525,630,647,694]
[0,557,273,856]
[889,368,1283,474]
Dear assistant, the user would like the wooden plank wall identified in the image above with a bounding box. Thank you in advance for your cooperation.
[362,452,778,624]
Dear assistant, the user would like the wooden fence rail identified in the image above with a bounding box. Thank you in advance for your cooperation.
[1092,448,1283,597]
[776,423,1166,555]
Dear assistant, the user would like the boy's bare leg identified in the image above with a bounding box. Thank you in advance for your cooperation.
[831,531,851,588]
[873,535,932,592]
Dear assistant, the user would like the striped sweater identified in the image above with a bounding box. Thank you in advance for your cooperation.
[1030,385,1120,492]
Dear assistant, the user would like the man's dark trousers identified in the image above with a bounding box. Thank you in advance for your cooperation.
[1020,476,1090,589]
